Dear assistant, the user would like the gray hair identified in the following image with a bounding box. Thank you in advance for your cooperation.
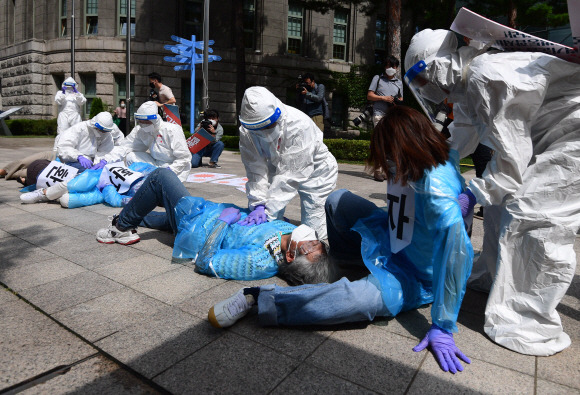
[277,252,331,285]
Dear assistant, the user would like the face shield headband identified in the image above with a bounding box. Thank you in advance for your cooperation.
[94,122,113,132]
[239,107,282,130]
[404,60,449,122]
[135,113,158,122]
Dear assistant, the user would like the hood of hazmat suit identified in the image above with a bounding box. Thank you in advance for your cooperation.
[406,28,580,356]
[172,196,296,280]
[238,86,338,239]
[134,101,162,134]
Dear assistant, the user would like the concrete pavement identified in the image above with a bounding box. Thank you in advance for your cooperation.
[0,137,578,394]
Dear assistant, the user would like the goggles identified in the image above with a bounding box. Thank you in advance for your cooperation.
[239,107,281,130]
[95,122,113,132]
[296,240,322,257]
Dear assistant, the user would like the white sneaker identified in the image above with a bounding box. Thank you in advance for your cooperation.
[96,216,140,245]
[20,189,49,204]
[208,289,255,328]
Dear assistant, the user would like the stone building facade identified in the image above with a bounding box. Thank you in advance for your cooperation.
[0,0,386,125]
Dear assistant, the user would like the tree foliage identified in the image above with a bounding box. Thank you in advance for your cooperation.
[463,0,568,29]
[88,97,105,119]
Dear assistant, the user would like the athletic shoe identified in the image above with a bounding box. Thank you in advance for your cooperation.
[96,215,140,245]
[208,289,255,328]
[208,163,222,169]
[20,189,49,204]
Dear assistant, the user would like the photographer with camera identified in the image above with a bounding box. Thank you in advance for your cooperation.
[191,109,225,169]
[295,73,326,132]
[367,55,403,181]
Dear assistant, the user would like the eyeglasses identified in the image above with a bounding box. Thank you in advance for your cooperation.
[298,240,321,256]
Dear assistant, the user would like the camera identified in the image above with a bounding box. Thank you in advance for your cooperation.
[352,105,374,127]
[148,89,158,102]
[296,75,311,92]
[200,119,212,130]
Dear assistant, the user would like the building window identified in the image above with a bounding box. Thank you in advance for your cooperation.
[287,3,303,55]
[243,0,256,49]
[183,0,203,40]
[375,16,386,64]
[80,73,97,117]
[85,0,98,35]
[114,74,135,117]
[60,0,67,37]
[119,0,135,36]
[333,9,349,61]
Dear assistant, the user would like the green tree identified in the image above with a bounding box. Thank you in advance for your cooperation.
[463,0,568,29]
[88,97,105,119]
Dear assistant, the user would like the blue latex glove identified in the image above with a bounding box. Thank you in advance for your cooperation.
[218,207,241,225]
[77,155,93,169]
[90,159,107,170]
[413,324,471,374]
[457,189,476,217]
[238,205,267,226]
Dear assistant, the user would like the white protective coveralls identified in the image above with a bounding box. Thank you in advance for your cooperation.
[109,101,192,182]
[54,77,86,135]
[56,112,117,165]
[405,29,580,356]
[238,86,338,240]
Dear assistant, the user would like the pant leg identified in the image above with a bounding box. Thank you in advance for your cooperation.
[3,150,56,180]
[45,180,69,200]
[208,141,225,163]
[116,168,190,233]
[140,211,172,231]
[325,189,379,280]
[258,276,388,326]
[297,154,338,240]
[484,135,580,356]
[191,147,205,168]
[311,115,324,132]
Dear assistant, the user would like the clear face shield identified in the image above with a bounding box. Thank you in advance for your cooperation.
[404,60,451,125]
[94,122,113,133]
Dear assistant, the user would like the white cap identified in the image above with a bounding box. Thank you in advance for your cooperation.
[91,112,114,132]
[239,86,284,130]
[62,77,77,88]
[404,29,458,72]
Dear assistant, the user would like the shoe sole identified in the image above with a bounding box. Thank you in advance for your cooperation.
[207,306,223,328]
[96,237,141,245]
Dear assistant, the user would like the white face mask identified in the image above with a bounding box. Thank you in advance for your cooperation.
[385,67,397,77]
[289,224,317,256]
[120,104,126,108]
[210,119,217,126]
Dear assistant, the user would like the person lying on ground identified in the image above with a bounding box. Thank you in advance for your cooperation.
[95,167,330,282]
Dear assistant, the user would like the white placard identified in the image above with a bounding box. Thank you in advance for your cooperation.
[386,181,415,254]
[451,7,580,64]
[185,172,236,183]
[97,163,143,194]
[36,161,79,189]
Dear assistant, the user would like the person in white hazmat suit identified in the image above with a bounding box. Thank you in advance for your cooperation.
[54,77,86,137]
[404,29,580,356]
[57,112,118,171]
[108,101,192,182]
[237,86,338,240]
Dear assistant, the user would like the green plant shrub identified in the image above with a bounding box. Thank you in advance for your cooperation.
[324,139,370,161]
[221,135,240,149]
[5,119,58,136]
[89,97,105,119]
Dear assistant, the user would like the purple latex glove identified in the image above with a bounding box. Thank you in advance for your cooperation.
[91,159,107,170]
[238,205,267,226]
[413,324,471,374]
[218,207,241,225]
[73,86,78,93]
[61,86,66,94]
[457,189,476,217]
[77,155,93,169]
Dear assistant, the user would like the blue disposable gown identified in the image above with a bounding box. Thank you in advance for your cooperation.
[173,196,296,281]
[353,153,473,333]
